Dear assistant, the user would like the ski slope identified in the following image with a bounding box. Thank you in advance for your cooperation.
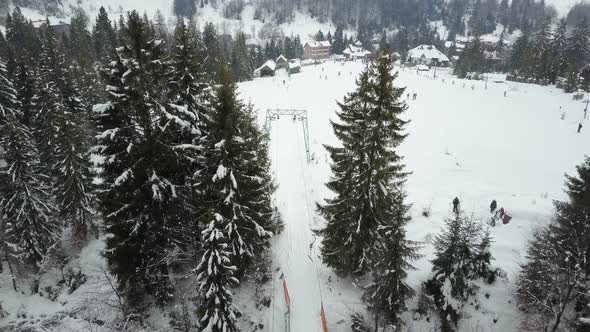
[238,61,590,331]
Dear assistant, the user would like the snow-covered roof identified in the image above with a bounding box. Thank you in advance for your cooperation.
[343,44,371,57]
[305,40,331,48]
[288,59,301,69]
[32,19,69,28]
[408,45,450,62]
[256,60,276,72]
[276,55,288,63]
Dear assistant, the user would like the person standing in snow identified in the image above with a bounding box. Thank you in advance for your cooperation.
[452,197,460,213]
[490,200,497,213]
[578,123,583,133]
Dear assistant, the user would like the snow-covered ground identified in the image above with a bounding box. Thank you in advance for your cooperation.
[238,61,590,331]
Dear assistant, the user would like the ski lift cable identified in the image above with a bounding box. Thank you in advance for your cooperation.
[294,121,326,304]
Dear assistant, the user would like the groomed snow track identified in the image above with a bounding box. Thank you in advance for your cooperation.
[269,115,327,332]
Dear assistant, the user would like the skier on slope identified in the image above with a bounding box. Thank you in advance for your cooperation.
[579,123,583,133]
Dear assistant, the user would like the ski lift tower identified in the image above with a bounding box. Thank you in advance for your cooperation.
[264,109,311,162]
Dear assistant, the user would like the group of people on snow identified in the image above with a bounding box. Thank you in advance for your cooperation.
[451,197,511,227]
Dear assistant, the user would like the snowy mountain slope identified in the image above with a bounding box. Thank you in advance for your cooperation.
[547,0,579,15]
[237,62,589,331]
[3,0,341,41]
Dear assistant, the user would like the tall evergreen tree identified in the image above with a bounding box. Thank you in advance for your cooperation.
[549,18,569,83]
[509,31,532,77]
[96,11,192,308]
[52,71,94,243]
[333,25,345,54]
[0,60,60,267]
[424,210,492,332]
[194,212,240,332]
[319,50,415,279]
[568,18,590,68]
[199,67,272,274]
[34,22,68,179]
[92,6,117,64]
[518,157,590,332]
[203,22,221,81]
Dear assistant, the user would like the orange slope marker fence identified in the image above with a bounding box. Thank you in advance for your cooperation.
[321,301,328,332]
[282,279,291,307]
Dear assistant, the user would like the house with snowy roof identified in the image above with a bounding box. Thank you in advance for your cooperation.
[33,20,71,37]
[304,40,331,60]
[343,41,372,60]
[288,59,302,74]
[407,45,450,67]
[254,60,276,78]
[276,55,288,69]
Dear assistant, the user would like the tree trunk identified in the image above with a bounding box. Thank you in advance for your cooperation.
[551,283,575,332]
[374,312,379,332]
[6,257,17,291]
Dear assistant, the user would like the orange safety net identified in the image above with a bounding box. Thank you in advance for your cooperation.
[320,301,328,332]
[282,279,291,307]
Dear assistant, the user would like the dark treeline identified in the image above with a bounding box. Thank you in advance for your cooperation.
[238,0,554,38]
[451,15,590,94]
[506,17,590,92]
[0,5,280,330]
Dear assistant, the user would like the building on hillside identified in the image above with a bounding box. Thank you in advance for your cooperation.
[254,60,276,78]
[304,41,331,60]
[276,55,288,69]
[407,45,450,67]
[288,59,302,74]
[33,20,71,36]
[246,38,260,51]
[343,41,372,61]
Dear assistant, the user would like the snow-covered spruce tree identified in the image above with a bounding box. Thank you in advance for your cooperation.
[202,22,221,81]
[165,17,211,262]
[0,59,19,273]
[531,17,553,81]
[568,19,590,69]
[359,50,420,328]
[0,61,60,268]
[517,156,590,332]
[363,192,421,328]
[319,50,414,279]
[13,61,35,127]
[53,73,95,243]
[549,18,569,83]
[92,6,117,64]
[194,213,240,332]
[96,11,195,308]
[0,59,17,120]
[32,22,95,243]
[237,103,277,255]
[424,210,493,332]
[33,22,66,178]
[199,67,272,275]
[231,32,252,82]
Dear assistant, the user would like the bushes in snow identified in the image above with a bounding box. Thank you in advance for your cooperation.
[423,210,496,332]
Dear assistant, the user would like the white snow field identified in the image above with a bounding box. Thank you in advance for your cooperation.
[238,61,590,331]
